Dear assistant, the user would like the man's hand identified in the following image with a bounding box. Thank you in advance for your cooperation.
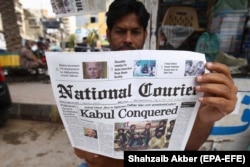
[196,62,238,122]
[186,62,238,150]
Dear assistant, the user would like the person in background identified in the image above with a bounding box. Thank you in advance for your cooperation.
[34,41,48,76]
[19,40,45,70]
[44,38,51,51]
[82,37,88,47]
[34,41,45,61]
[75,0,238,166]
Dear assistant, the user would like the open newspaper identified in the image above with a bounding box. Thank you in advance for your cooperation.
[46,50,206,159]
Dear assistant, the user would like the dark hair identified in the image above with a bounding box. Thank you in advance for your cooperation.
[130,124,136,128]
[118,128,125,132]
[159,120,166,125]
[37,41,45,47]
[170,120,175,124]
[106,0,150,30]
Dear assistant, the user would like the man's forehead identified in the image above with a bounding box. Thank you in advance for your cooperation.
[112,13,143,30]
[86,62,99,67]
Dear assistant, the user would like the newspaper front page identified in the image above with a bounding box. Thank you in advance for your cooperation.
[46,50,206,159]
[50,0,107,17]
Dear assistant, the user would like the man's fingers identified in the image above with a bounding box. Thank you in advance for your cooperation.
[205,62,233,80]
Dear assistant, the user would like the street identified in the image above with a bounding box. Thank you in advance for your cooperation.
[0,119,83,167]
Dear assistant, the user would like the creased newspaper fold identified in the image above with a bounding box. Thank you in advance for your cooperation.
[46,50,206,159]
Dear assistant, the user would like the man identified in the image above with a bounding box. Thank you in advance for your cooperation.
[84,62,103,79]
[133,60,141,76]
[34,41,46,61]
[154,120,167,138]
[114,128,127,148]
[85,128,97,139]
[140,123,151,147]
[20,40,45,70]
[166,120,175,140]
[125,124,136,148]
[75,0,238,166]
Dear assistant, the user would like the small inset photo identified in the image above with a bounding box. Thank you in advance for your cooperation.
[133,60,156,77]
[82,61,107,79]
[184,60,205,76]
[84,128,98,139]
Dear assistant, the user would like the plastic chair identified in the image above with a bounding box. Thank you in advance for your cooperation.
[161,6,204,32]
[158,6,205,49]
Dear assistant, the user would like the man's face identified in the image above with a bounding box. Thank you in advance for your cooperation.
[86,62,102,79]
[145,124,150,129]
[118,130,124,134]
[106,13,147,51]
[87,129,95,137]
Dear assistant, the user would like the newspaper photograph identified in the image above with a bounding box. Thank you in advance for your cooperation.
[46,50,206,159]
[50,0,106,17]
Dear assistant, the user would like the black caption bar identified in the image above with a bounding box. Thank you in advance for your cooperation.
[124,151,250,167]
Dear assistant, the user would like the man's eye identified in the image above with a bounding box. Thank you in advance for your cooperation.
[115,30,125,34]
[132,30,142,35]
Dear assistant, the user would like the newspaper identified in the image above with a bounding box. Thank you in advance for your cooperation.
[46,50,206,159]
[50,0,107,17]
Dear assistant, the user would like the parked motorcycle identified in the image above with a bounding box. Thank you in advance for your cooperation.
[0,65,12,126]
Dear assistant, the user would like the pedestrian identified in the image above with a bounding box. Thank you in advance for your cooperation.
[34,41,45,60]
[19,40,45,70]
[75,0,238,167]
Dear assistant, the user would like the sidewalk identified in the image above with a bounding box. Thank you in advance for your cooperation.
[8,81,61,122]
[0,119,83,167]
[0,81,84,167]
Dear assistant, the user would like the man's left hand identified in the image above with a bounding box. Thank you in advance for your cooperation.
[195,62,238,123]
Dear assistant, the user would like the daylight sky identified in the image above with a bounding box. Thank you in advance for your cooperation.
[21,0,54,15]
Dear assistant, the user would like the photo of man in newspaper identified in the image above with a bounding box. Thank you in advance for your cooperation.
[184,60,205,76]
[133,60,156,77]
[84,128,98,139]
[82,61,107,79]
[114,119,176,151]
